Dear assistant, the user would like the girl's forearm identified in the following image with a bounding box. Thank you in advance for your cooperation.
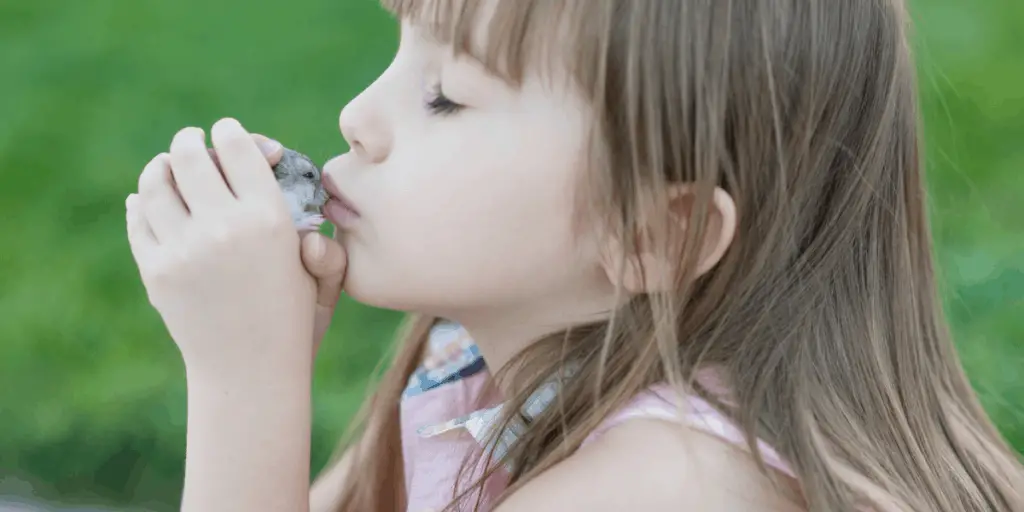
[181,364,313,512]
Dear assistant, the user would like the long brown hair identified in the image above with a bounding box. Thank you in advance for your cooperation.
[323,1,1024,510]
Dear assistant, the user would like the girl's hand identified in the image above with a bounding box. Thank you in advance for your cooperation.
[214,133,349,355]
[126,118,317,378]
[299,230,347,353]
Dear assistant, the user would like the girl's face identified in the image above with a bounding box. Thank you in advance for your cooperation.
[323,19,617,328]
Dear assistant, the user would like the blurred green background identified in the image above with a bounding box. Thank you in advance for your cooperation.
[0,0,1020,510]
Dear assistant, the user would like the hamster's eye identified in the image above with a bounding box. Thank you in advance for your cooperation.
[302,172,315,179]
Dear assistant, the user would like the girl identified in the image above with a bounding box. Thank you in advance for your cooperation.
[125,0,1024,511]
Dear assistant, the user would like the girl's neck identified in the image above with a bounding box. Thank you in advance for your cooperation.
[454,315,562,397]
[452,296,617,396]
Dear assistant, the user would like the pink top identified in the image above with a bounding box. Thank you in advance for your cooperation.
[399,321,797,511]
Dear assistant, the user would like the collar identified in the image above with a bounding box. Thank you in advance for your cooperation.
[404,320,564,467]
[417,377,561,468]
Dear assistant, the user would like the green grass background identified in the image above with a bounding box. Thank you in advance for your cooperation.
[0,0,1021,509]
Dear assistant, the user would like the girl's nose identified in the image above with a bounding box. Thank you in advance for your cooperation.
[339,87,392,164]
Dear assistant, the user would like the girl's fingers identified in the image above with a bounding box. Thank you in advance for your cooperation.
[137,153,189,242]
[206,147,222,170]
[168,127,235,214]
[210,118,281,201]
[126,193,158,262]
[300,232,348,307]
[251,133,284,167]
[206,134,283,183]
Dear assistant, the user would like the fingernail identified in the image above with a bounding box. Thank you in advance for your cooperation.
[257,138,282,156]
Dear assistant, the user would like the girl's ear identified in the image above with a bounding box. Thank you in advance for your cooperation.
[599,185,737,294]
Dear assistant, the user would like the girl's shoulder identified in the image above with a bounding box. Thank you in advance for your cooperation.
[496,407,807,511]
[565,384,807,510]
[582,382,796,477]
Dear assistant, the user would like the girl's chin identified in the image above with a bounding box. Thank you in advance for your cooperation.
[341,282,446,318]
[338,276,401,311]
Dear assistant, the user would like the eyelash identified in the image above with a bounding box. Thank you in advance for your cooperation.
[425,87,464,115]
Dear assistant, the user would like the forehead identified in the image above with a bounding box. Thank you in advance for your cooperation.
[382,0,586,87]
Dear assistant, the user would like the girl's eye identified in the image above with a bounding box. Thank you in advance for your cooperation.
[303,172,315,179]
[425,88,464,115]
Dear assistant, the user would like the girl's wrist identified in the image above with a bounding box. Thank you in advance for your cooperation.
[180,331,316,385]
[185,358,313,398]
[181,356,314,511]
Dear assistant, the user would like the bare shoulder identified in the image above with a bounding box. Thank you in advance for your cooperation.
[494,419,805,512]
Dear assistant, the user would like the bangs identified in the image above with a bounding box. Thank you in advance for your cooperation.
[379,0,608,88]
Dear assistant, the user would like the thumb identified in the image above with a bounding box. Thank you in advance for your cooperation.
[301,232,347,309]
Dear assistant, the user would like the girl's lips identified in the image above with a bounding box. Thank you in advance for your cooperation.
[322,174,362,227]
[324,198,360,227]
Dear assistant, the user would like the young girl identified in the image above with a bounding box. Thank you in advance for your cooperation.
[125,0,1024,510]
